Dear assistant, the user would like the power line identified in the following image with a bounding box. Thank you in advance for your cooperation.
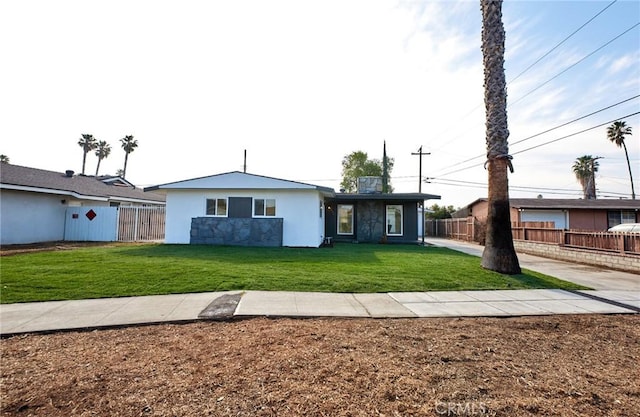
[430,96,640,176]
[509,22,640,108]
[510,95,640,147]
[429,1,622,152]
[433,111,640,178]
[507,0,618,85]
[511,111,640,156]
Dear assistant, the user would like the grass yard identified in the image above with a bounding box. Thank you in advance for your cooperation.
[0,243,587,303]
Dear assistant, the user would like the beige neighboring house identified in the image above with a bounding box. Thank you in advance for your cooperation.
[1,163,165,244]
[454,198,640,231]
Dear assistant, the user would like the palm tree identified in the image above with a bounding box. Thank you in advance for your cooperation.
[479,0,520,274]
[607,121,635,199]
[120,135,138,179]
[572,155,600,199]
[78,134,98,175]
[94,141,112,176]
[0,154,9,163]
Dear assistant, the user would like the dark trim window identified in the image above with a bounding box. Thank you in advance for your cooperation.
[254,198,276,216]
[386,204,403,236]
[607,210,635,228]
[206,198,227,216]
[337,204,354,235]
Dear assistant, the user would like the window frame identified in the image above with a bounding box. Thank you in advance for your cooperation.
[253,198,276,217]
[386,204,403,236]
[337,204,354,235]
[607,210,635,228]
[205,198,228,217]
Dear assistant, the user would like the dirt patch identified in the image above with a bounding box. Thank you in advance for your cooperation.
[0,241,145,256]
[2,314,638,416]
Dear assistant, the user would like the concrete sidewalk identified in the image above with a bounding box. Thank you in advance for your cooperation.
[1,289,638,335]
[1,238,638,336]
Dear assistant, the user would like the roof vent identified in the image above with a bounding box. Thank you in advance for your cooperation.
[65,170,74,177]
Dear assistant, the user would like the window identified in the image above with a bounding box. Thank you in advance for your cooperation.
[206,198,227,216]
[608,210,636,228]
[386,204,403,236]
[254,198,276,216]
[337,204,354,235]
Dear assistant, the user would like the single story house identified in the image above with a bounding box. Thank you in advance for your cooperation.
[1,163,165,245]
[454,198,640,230]
[145,171,440,247]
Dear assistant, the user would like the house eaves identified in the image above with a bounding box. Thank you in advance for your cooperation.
[1,164,165,204]
[0,183,108,202]
[145,171,336,196]
[331,192,441,202]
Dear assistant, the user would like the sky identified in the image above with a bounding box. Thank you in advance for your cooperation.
[1,0,638,209]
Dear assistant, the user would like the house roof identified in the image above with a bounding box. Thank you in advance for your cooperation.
[145,171,336,195]
[0,163,165,204]
[463,198,640,210]
[330,192,441,202]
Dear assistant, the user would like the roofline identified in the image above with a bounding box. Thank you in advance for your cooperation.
[1,183,108,202]
[330,192,441,201]
[144,171,336,194]
[2,183,164,204]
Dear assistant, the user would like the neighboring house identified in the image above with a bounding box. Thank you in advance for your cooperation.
[145,172,440,247]
[454,198,640,230]
[1,164,165,245]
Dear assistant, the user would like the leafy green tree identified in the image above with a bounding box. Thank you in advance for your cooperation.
[425,204,457,220]
[0,154,9,163]
[479,0,520,274]
[340,151,394,193]
[607,121,635,199]
[78,134,98,175]
[120,135,138,179]
[572,155,599,199]
[94,140,112,176]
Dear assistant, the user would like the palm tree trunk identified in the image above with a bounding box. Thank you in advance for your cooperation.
[95,159,101,177]
[480,0,521,274]
[622,142,636,199]
[123,153,129,179]
[81,151,87,175]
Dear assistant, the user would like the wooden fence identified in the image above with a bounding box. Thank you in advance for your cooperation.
[118,207,165,242]
[426,218,640,255]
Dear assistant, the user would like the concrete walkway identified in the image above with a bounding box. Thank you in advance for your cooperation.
[1,239,638,335]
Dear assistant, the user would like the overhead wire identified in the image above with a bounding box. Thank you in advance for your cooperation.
[429,1,620,152]
[429,96,640,176]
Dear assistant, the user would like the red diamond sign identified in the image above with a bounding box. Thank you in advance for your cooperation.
[85,209,97,221]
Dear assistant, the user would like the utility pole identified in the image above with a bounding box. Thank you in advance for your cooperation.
[411,146,430,245]
[411,146,430,193]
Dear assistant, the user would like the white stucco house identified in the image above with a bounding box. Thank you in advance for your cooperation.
[1,163,165,245]
[145,171,440,247]
[145,171,335,247]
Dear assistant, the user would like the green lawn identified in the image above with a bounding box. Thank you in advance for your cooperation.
[0,243,587,303]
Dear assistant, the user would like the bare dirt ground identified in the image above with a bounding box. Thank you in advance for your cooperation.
[1,314,638,417]
[0,241,140,257]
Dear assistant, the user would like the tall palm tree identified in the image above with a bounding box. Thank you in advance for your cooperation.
[479,0,520,274]
[78,134,98,175]
[0,154,9,164]
[94,140,112,176]
[607,121,635,199]
[572,155,599,199]
[120,135,138,179]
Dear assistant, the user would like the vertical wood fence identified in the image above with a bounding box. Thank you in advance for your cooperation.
[426,218,639,255]
[117,207,165,242]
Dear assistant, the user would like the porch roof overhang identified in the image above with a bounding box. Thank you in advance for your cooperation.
[328,192,440,202]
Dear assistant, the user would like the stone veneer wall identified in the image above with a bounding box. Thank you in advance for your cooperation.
[513,240,640,274]
[190,217,283,247]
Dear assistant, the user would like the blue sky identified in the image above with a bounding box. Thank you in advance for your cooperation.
[1,0,638,208]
